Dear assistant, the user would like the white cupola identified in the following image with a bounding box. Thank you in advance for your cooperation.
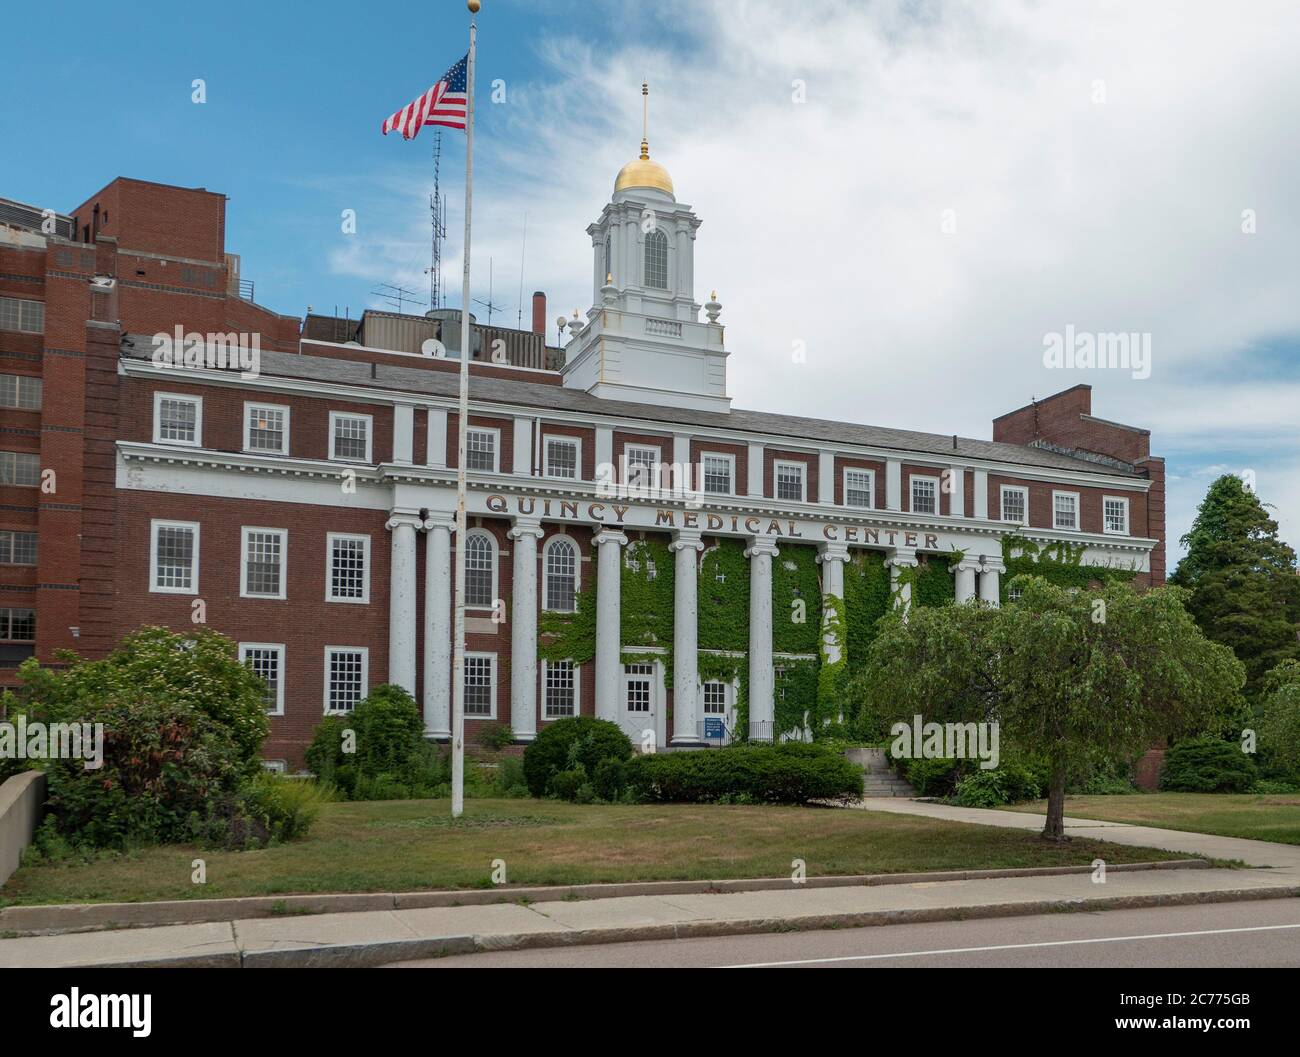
[560,83,730,413]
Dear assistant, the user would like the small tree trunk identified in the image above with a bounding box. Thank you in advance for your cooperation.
[1042,764,1068,842]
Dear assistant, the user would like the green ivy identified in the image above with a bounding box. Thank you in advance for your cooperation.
[1000,534,1137,603]
[914,553,958,607]
[843,550,891,677]
[772,543,822,654]
[698,539,750,651]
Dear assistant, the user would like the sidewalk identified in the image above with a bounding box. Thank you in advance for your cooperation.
[848,798,1300,870]
[2,861,1297,968]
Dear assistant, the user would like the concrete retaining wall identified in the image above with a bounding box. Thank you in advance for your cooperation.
[0,771,46,886]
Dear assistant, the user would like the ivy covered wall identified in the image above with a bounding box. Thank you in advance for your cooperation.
[1000,535,1137,603]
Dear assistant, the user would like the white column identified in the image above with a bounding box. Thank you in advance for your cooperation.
[393,404,415,465]
[746,539,779,741]
[386,510,421,694]
[818,450,836,505]
[886,546,919,618]
[886,459,902,511]
[670,528,705,744]
[817,541,849,665]
[948,465,965,518]
[508,518,544,741]
[980,556,1005,607]
[953,557,980,604]
[747,442,765,498]
[422,516,454,737]
[594,529,628,722]
[972,469,989,519]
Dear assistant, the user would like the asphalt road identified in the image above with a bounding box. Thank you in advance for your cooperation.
[387,898,1300,968]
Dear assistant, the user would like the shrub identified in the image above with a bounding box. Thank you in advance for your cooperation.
[304,685,430,799]
[523,717,632,797]
[627,742,863,804]
[42,692,246,849]
[478,721,517,751]
[239,773,332,842]
[1160,735,1257,793]
[546,767,589,802]
[492,756,531,798]
[952,760,1043,807]
[901,756,961,797]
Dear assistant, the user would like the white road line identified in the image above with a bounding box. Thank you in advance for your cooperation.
[722,921,1300,968]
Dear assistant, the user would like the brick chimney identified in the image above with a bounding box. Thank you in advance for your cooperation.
[531,291,546,335]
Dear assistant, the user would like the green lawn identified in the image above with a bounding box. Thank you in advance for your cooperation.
[1,799,1191,907]
[1003,793,1300,845]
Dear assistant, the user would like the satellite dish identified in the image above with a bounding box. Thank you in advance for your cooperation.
[421,338,446,357]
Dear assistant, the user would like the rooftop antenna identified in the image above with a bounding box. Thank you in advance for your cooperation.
[473,257,501,326]
[426,130,448,310]
[371,282,426,314]
[515,212,528,330]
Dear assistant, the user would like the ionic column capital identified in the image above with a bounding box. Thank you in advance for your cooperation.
[817,540,851,564]
[593,529,629,548]
[981,556,1007,575]
[386,510,424,532]
[670,528,705,553]
[423,514,456,534]
[744,538,780,559]
[507,516,544,542]
[885,546,919,569]
[953,556,983,573]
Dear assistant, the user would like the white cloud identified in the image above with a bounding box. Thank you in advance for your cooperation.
[334,0,1300,559]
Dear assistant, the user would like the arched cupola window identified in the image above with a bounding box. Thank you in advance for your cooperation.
[644,228,668,289]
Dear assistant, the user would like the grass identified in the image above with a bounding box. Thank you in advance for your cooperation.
[0,798,1191,908]
[1002,792,1300,845]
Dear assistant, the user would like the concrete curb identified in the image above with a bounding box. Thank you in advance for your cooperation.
[0,859,1209,936]
[83,881,1300,969]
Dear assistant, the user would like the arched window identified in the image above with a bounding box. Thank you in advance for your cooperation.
[465,530,496,608]
[544,537,578,612]
[644,229,668,289]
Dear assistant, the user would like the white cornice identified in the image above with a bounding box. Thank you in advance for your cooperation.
[118,358,1152,493]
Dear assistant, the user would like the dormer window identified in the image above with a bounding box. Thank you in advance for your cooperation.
[644,229,668,289]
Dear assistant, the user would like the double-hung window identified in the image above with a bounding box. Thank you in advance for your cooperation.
[154,393,202,445]
[0,531,37,565]
[240,643,285,715]
[326,533,370,602]
[241,527,287,599]
[544,435,580,480]
[244,403,289,454]
[0,297,44,334]
[324,647,368,713]
[543,660,578,719]
[1103,496,1130,535]
[465,654,496,717]
[0,451,40,487]
[624,445,661,490]
[1000,486,1028,524]
[1053,491,1079,531]
[330,412,372,462]
[844,468,874,508]
[702,453,734,496]
[150,520,199,594]
[0,608,36,641]
[910,476,939,515]
[466,428,498,472]
[775,461,806,503]
[0,374,42,410]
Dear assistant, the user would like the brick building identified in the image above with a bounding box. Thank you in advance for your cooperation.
[0,154,1165,768]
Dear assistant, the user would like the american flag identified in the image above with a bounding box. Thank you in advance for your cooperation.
[381,54,469,139]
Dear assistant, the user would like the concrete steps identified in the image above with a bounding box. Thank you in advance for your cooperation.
[846,747,916,798]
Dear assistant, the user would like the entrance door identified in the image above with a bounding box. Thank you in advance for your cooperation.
[701,680,733,744]
[622,662,657,747]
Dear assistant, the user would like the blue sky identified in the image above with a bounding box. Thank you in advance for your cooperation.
[4,1,1298,563]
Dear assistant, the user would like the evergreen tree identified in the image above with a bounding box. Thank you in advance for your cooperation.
[1170,474,1300,695]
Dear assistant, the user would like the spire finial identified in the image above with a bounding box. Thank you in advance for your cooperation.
[640,81,650,160]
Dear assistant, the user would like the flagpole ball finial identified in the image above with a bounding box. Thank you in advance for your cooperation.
[468,0,480,11]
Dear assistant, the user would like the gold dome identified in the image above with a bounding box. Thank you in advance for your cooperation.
[615,145,674,195]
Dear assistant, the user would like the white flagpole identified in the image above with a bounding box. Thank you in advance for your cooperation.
[452,0,479,818]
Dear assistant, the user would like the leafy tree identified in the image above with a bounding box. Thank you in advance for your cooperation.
[1258,660,1300,781]
[1170,475,1300,695]
[864,578,1244,840]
